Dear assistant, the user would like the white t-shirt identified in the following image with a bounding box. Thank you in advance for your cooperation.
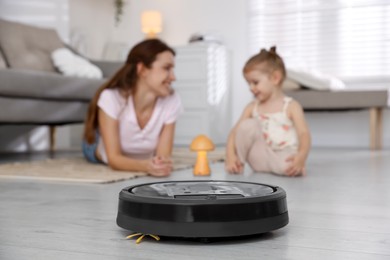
[97,89,183,163]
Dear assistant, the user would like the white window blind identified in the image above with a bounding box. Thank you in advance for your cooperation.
[248,0,390,86]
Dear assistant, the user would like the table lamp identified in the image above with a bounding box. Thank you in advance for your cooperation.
[141,11,162,39]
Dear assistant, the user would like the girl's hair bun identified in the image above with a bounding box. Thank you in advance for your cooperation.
[259,48,267,54]
[259,46,277,54]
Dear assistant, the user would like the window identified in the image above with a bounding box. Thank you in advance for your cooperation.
[248,0,390,88]
[0,0,69,41]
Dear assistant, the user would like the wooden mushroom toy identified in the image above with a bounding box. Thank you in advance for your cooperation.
[190,135,215,176]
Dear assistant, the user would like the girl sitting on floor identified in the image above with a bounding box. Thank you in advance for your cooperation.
[225,47,311,176]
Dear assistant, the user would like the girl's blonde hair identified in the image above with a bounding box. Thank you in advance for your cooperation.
[83,39,175,144]
[243,46,286,84]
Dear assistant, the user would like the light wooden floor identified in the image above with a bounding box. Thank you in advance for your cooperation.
[0,148,389,260]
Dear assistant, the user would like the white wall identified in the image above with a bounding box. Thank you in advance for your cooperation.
[68,0,114,58]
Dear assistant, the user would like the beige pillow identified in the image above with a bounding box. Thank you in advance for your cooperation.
[282,78,301,90]
[0,19,65,72]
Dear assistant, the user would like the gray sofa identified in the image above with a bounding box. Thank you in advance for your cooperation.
[0,19,121,150]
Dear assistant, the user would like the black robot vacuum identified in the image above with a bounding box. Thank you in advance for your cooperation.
[117,180,288,238]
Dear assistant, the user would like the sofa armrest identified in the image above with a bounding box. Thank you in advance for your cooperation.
[90,60,123,78]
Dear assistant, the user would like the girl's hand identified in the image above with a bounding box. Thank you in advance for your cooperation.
[285,154,306,176]
[225,154,244,174]
[145,156,173,177]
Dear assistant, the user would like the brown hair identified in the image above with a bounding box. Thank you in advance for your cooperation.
[243,46,286,84]
[83,39,175,144]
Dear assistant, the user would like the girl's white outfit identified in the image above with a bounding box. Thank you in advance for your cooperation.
[235,97,298,175]
[97,89,182,163]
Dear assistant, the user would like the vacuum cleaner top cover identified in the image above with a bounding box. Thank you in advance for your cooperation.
[117,180,288,238]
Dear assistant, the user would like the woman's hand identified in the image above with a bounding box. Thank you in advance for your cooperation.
[225,154,244,174]
[285,153,306,176]
[145,156,173,177]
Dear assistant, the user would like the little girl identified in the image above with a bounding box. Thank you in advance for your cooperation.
[225,47,311,176]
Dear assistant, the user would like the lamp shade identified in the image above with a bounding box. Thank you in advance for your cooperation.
[141,11,162,38]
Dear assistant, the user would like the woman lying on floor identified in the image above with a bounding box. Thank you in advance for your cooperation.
[82,39,182,177]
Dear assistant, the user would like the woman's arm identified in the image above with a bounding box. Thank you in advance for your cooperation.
[98,109,171,176]
[152,123,175,172]
[155,123,175,157]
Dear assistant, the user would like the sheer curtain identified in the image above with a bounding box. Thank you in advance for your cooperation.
[248,0,390,89]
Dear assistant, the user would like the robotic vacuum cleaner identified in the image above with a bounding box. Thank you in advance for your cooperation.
[117,180,288,238]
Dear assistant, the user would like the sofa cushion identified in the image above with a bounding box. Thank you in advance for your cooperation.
[0,19,64,72]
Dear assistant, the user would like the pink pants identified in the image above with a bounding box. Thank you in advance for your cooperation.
[235,118,296,175]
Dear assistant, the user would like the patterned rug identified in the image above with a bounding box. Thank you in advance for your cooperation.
[0,148,225,184]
